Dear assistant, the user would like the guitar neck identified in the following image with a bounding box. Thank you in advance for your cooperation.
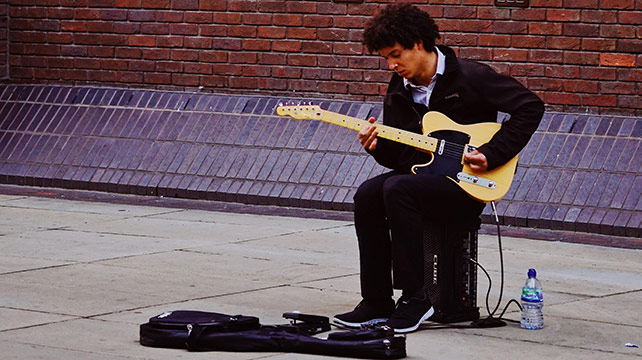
[318,109,438,152]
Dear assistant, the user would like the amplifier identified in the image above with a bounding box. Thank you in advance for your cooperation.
[423,219,480,323]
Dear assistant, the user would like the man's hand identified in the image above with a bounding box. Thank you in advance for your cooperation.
[463,149,488,172]
[358,117,378,151]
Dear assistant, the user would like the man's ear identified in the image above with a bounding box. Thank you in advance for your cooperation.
[416,41,435,53]
[416,41,433,53]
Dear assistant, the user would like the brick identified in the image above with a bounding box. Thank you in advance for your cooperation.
[128,35,155,47]
[213,63,242,76]
[616,39,642,54]
[184,12,212,23]
[581,38,616,51]
[228,25,256,38]
[283,0,316,13]
[199,0,226,11]
[211,38,241,51]
[546,36,581,50]
[257,26,286,39]
[571,207,592,233]
[170,23,198,35]
[583,94,618,107]
[572,171,598,207]
[600,0,635,9]
[545,92,580,106]
[580,10,616,23]
[564,51,600,66]
[478,7,510,19]
[547,65,581,79]
[493,49,528,62]
[551,206,569,230]
[563,207,582,231]
[613,212,633,237]
[113,22,139,34]
[599,209,620,235]
[622,175,641,210]
[619,11,641,24]
[563,79,598,93]
[273,14,303,26]
[171,0,198,10]
[600,54,636,67]
[600,24,636,38]
[511,35,546,49]
[583,172,610,207]
[502,202,520,226]
[199,50,227,63]
[546,169,574,204]
[547,9,580,22]
[617,68,641,82]
[610,174,635,209]
[581,66,617,80]
[529,50,563,64]
[561,171,588,205]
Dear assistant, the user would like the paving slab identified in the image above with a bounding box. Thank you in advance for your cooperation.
[0,192,640,360]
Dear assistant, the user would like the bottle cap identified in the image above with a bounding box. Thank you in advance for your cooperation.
[528,268,536,278]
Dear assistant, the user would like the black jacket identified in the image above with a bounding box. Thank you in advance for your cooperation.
[369,45,544,172]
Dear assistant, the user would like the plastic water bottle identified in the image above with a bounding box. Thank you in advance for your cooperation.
[520,268,543,330]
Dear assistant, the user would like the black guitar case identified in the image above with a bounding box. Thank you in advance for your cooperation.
[140,310,406,359]
[139,310,260,348]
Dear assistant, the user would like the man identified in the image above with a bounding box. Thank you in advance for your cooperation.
[333,4,544,333]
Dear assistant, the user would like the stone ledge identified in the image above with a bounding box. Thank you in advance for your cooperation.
[0,84,639,238]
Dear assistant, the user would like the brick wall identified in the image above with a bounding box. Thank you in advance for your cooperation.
[6,0,641,116]
[0,0,7,79]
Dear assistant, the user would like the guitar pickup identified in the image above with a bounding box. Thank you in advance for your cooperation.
[457,172,496,189]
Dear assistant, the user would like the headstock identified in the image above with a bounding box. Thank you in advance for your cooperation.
[275,102,322,120]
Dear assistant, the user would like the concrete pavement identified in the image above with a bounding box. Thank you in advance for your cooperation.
[0,187,640,359]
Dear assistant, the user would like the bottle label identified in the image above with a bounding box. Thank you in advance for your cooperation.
[521,288,543,303]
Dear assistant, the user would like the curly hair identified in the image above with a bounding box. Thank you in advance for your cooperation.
[362,3,441,53]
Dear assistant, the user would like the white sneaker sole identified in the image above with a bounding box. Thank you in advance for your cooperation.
[332,317,388,328]
[392,306,435,333]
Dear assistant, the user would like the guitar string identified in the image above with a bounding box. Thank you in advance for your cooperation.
[329,113,471,160]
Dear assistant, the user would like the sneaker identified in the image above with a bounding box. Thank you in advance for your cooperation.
[333,299,395,328]
[386,292,434,333]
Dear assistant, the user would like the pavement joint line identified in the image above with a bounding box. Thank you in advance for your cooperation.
[51,227,181,240]
[0,305,77,319]
[0,250,175,275]
[7,283,298,331]
[79,284,295,320]
[229,224,355,245]
[0,316,82,333]
[548,314,642,329]
[0,262,79,276]
[453,331,642,356]
[0,338,140,359]
[549,288,642,305]
[291,272,360,286]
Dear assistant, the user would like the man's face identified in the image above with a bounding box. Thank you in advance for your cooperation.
[378,42,430,82]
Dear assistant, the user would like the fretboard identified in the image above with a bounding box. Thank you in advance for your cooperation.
[318,109,438,152]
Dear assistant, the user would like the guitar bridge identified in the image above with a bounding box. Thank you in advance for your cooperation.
[457,172,496,189]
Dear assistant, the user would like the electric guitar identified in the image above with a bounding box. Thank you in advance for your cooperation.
[276,103,517,202]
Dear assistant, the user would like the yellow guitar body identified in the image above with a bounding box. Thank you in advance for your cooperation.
[412,112,517,202]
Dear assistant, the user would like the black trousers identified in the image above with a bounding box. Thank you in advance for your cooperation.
[354,171,485,301]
